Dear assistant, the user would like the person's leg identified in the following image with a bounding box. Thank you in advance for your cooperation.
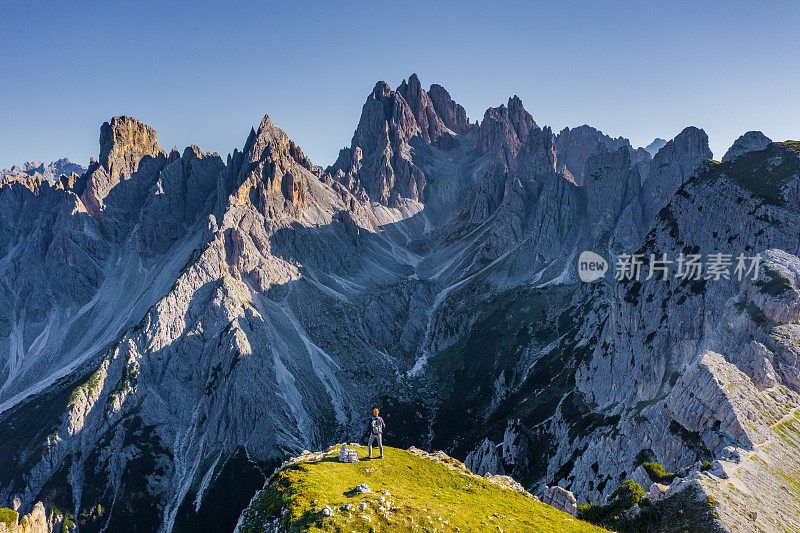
[368,434,374,458]
[378,434,383,458]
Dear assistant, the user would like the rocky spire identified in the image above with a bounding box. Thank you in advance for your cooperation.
[640,126,712,225]
[722,131,772,162]
[230,114,317,212]
[330,78,429,205]
[98,116,162,176]
[478,96,539,162]
[507,95,537,145]
[80,116,167,216]
[396,73,449,143]
[517,125,557,177]
[428,83,473,135]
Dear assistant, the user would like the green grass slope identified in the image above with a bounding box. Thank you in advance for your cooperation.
[238,445,606,532]
[0,507,19,528]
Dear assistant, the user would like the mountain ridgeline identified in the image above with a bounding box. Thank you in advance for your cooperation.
[1,74,798,532]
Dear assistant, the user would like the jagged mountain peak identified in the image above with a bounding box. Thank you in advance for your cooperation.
[671,125,708,149]
[0,158,86,185]
[98,115,163,172]
[722,130,772,162]
[328,76,431,205]
[396,73,450,144]
[428,82,473,135]
[228,114,324,212]
[371,79,393,98]
[644,137,667,156]
[648,126,711,163]
[478,96,540,158]
[640,125,713,224]
[554,124,647,185]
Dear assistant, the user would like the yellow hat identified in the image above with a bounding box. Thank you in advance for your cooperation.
[373,408,379,416]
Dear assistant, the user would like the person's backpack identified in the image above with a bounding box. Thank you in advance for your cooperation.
[371,417,381,435]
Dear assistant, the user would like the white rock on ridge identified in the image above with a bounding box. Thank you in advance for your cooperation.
[541,486,577,516]
[464,438,505,476]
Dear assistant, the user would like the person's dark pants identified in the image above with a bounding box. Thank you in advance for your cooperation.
[368,433,383,458]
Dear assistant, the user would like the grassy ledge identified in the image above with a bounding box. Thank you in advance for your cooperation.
[238,445,605,532]
[0,507,19,528]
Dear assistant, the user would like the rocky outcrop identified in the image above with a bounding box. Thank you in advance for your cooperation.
[78,116,168,217]
[464,438,505,476]
[428,84,474,136]
[640,126,712,224]
[666,351,791,452]
[0,503,51,533]
[541,486,577,516]
[721,131,772,162]
[554,125,647,185]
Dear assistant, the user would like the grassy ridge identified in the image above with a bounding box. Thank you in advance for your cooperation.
[239,445,605,532]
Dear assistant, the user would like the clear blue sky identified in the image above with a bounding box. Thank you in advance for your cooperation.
[1,0,798,169]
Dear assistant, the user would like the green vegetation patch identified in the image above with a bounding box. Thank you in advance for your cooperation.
[641,462,677,484]
[240,445,604,532]
[653,484,722,532]
[696,141,800,207]
[578,480,655,531]
[755,267,794,297]
[0,507,18,527]
[579,480,722,533]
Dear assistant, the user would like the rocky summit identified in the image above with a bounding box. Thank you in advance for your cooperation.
[1,74,799,533]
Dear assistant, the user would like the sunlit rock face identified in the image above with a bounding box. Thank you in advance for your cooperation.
[2,75,798,532]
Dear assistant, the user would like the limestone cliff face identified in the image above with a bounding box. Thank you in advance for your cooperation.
[330,77,430,205]
[478,97,538,160]
[1,76,796,533]
[79,116,167,217]
[427,83,475,136]
[555,125,650,185]
[641,126,713,225]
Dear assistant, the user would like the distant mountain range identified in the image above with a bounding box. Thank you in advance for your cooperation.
[1,159,85,184]
[0,74,797,533]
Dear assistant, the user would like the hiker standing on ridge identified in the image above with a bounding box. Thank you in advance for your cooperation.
[366,408,385,459]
